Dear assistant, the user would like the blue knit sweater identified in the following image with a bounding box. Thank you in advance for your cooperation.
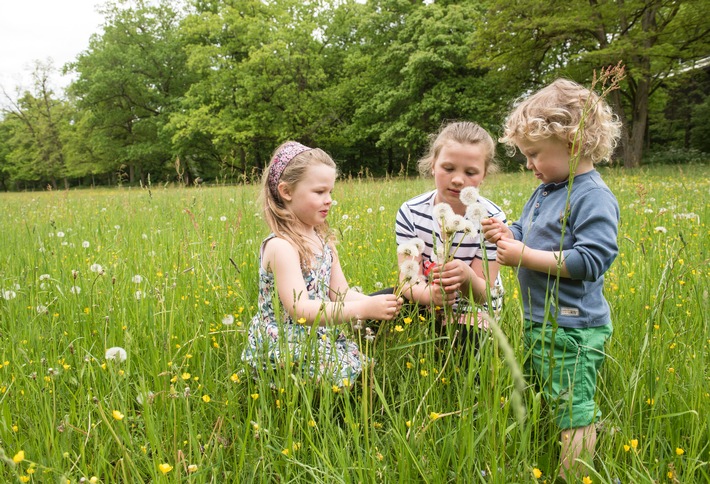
[509,170,619,328]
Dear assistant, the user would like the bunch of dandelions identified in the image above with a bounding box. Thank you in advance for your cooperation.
[432,186,486,265]
[396,238,425,298]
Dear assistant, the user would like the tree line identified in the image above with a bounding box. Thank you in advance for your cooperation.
[0,0,708,191]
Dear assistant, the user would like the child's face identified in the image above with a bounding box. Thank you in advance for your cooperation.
[432,141,487,214]
[281,163,336,231]
[516,137,571,184]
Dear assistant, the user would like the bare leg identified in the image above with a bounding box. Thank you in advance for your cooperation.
[559,424,596,481]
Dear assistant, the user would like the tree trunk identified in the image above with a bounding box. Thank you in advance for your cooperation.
[624,77,649,168]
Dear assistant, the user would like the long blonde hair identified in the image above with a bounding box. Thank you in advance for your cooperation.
[417,121,498,177]
[262,142,336,268]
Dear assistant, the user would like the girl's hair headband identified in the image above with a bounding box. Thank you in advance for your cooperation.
[267,141,312,198]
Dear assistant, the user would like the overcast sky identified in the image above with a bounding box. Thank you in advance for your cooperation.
[0,0,105,95]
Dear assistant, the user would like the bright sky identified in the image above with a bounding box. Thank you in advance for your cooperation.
[0,0,105,96]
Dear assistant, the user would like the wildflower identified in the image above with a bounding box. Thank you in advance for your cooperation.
[105,347,127,362]
[181,372,191,380]
[90,263,102,273]
[654,226,667,234]
[132,275,143,284]
[2,290,16,300]
[36,304,48,314]
[420,369,428,377]
[220,216,227,222]
[297,317,306,325]
[158,463,173,474]
[230,373,240,383]
[532,467,542,479]
[623,444,630,452]
[459,186,480,206]
[202,395,211,403]
[394,325,404,332]
[187,464,198,472]
[465,202,487,222]
[429,412,440,420]
[405,420,411,428]
[112,410,124,420]
[222,314,234,325]
[403,317,412,325]
[57,231,65,238]
[397,241,420,258]
[364,327,375,342]
[20,476,30,483]
[630,439,638,449]
[676,447,684,455]
[582,477,593,484]
[462,220,478,235]
[70,286,81,295]
[82,241,90,248]
[444,214,465,234]
[379,206,385,211]
[250,393,259,400]
[308,419,316,427]
[39,274,51,281]
[332,385,341,393]
[134,290,143,300]
[13,450,25,463]
[433,203,454,222]
[399,260,420,285]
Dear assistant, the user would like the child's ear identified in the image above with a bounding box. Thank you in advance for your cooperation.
[277,182,292,201]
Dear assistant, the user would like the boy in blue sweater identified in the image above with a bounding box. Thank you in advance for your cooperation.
[482,79,621,481]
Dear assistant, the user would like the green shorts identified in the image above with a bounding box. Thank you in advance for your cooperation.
[523,320,612,429]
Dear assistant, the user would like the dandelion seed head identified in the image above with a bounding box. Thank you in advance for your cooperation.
[654,226,667,233]
[90,263,102,273]
[39,274,51,281]
[465,202,487,222]
[132,275,143,284]
[220,216,227,222]
[444,214,465,234]
[399,260,420,283]
[433,203,454,222]
[222,314,234,325]
[2,290,16,300]
[70,286,81,295]
[82,241,90,248]
[105,346,127,362]
[397,242,420,258]
[459,186,479,206]
[134,290,143,300]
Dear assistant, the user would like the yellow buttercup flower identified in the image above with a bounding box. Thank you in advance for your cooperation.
[582,477,592,484]
[532,468,542,479]
[158,463,173,474]
[13,450,25,463]
[202,395,211,403]
[112,410,124,420]
[676,447,684,455]
[429,412,440,420]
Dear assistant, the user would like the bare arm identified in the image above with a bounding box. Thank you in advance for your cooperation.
[265,238,401,325]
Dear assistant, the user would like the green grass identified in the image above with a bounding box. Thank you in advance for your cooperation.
[0,164,708,483]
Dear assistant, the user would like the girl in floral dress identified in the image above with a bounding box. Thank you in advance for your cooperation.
[242,141,402,387]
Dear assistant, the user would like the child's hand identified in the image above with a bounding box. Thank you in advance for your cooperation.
[481,218,512,244]
[430,282,456,307]
[367,294,402,321]
[496,237,525,266]
[430,259,471,294]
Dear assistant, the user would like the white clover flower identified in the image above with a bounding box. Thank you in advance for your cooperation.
[397,242,420,259]
[36,304,48,314]
[399,260,420,283]
[57,231,65,238]
[222,314,235,326]
[465,202,487,222]
[445,214,466,234]
[2,290,16,300]
[70,286,81,295]
[82,241,90,248]
[90,263,103,273]
[132,275,143,284]
[39,274,51,281]
[135,290,143,300]
[433,203,454,222]
[654,226,667,234]
[459,187,480,206]
[220,216,227,222]
[105,346,127,362]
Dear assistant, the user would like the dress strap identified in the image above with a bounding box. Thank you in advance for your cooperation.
[260,234,278,259]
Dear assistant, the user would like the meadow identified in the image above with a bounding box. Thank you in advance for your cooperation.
[0,164,707,483]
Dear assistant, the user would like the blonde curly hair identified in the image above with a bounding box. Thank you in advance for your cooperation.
[500,79,622,163]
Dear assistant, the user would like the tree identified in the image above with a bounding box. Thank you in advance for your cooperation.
[473,0,710,167]
[1,61,71,189]
[68,0,193,184]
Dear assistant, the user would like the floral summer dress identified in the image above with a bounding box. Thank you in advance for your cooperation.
[241,235,366,386]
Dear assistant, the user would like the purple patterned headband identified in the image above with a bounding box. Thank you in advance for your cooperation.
[268,141,313,198]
